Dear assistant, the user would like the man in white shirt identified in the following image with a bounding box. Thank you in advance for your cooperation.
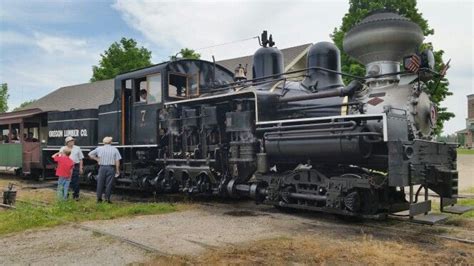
[60,136,84,200]
[88,136,121,203]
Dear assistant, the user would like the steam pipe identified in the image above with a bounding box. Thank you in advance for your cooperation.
[264,131,382,141]
[257,121,356,132]
[278,102,361,113]
[278,80,362,103]
[264,125,357,136]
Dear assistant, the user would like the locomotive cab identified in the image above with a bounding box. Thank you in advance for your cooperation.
[97,59,234,146]
[89,60,234,189]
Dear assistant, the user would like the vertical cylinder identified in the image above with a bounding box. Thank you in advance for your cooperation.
[257,153,269,173]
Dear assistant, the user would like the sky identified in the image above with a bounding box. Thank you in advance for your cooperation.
[0,0,472,134]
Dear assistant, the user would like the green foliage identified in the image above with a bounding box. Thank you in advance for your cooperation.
[13,99,36,111]
[436,133,457,143]
[171,48,201,60]
[0,83,8,113]
[91,38,152,82]
[457,148,474,155]
[0,198,177,235]
[331,0,454,134]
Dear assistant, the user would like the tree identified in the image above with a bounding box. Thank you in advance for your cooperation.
[91,38,152,82]
[13,99,37,111]
[171,48,201,60]
[331,0,454,135]
[0,83,8,113]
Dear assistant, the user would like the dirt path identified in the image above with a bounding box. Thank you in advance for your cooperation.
[0,201,472,265]
[458,154,474,191]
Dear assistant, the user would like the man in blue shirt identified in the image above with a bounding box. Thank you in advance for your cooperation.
[88,136,121,203]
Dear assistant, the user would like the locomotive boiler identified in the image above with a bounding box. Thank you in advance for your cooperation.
[42,11,463,222]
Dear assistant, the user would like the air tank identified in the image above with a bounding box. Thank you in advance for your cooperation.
[252,46,284,80]
[305,42,344,90]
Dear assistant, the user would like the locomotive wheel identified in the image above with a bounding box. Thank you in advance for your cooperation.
[280,185,297,204]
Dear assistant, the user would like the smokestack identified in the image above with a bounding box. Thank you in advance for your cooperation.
[343,11,424,83]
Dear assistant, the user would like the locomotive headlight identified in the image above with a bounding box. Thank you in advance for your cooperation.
[420,49,435,70]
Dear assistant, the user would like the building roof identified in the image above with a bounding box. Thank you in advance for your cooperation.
[456,125,474,134]
[20,43,312,112]
[24,79,114,112]
[0,108,46,125]
[217,43,311,74]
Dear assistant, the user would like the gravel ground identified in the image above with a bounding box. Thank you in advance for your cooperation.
[0,226,154,265]
[80,203,308,256]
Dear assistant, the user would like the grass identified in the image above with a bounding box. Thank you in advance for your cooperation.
[0,197,179,236]
[457,198,474,218]
[457,148,474,155]
[430,197,474,230]
[0,176,183,236]
[464,186,474,194]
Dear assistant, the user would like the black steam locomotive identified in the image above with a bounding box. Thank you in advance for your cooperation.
[42,11,461,222]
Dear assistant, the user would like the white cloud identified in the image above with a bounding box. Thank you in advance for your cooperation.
[113,0,348,61]
[0,31,105,110]
[34,33,91,57]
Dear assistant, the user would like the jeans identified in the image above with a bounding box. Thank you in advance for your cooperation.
[70,164,80,198]
[96,165,115,201]
[57,177,71,200]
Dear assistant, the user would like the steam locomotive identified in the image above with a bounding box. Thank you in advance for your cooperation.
[41,11,461,222]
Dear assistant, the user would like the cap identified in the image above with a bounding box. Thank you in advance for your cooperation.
[103,136,113,144]
[65,136,75,144]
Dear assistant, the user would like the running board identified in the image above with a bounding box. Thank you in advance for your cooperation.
[442,205,473,214]
[440,197,473,215]
[411,213,449,225]
[408,200,449,224]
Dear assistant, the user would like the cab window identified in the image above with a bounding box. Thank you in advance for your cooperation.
[133,78,146,103]
[168,72,199,99]
[147,73,162,104]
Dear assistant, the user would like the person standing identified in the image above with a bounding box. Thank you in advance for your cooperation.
[52,148,74,200]
[61,136,84,200]
[88,136,121,203]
